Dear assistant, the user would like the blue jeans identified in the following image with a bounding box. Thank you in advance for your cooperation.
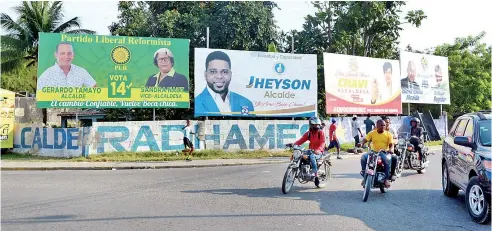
[309,152,322,177]
[360,152,391,180]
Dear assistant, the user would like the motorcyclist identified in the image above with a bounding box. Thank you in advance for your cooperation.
[381,116,398,181]
[409,117,425,164]
[286,116,326,187]
[357,119,394,188]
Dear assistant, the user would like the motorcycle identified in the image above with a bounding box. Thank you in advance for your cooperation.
[395,132,431,176]
[281,144,332,194]
[361,149,391,202]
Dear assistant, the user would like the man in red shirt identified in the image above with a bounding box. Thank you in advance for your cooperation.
[287,116,326,187]
[327,118,342,159]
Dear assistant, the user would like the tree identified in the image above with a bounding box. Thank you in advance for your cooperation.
[1,1,95,124]
[0,65,37,93]
[433,32,491,117]
[106,1,280,120]
[1,1,95,72]
[277,1,427,118]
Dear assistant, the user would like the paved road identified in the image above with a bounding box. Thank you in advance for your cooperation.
[2,151,489,231]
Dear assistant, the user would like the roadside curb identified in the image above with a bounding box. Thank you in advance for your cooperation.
[1,147,441,171]
[0,160,291,171]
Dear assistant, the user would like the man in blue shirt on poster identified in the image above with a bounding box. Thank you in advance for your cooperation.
[195,50,254,116]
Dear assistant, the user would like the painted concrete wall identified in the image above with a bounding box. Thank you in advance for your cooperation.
[12,123,90,157]
[12,117,447,156]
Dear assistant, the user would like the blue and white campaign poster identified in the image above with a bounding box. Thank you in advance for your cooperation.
[194,48,318,117]
[400,51,450,104]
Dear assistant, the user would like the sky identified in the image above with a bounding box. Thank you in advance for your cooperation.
[1,0,491,52]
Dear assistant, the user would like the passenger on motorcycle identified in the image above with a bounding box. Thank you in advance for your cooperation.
[381,116,398,181]
[409,117,425,163]
[357,119,394,188]
[287,116,326,187]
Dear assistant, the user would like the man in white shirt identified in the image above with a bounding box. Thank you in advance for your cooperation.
[37,42,97,89]
[182,119,195,161]
[351,115,363,147]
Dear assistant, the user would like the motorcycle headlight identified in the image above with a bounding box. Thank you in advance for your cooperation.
[293,150,302,160]
[398,139,405,146]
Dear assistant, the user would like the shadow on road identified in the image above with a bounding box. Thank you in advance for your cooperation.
[2,187,488,231]
[179,187,488,231]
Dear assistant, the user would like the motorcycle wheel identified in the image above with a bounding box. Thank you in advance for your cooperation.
[363,175,373,202]
[282,167,296,194]
[417,154,427,174]
[396,159,403,177]
[324,160,331,179]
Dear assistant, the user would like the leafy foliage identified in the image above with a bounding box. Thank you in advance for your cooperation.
[433,32,491,117]
[1,1,95,73]
[277,1,426,118]
[1,1,95,124]
[0,65,37,93]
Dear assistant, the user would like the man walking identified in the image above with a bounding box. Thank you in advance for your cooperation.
[182,119,195,161]
[363,114,375,135]
[351,115,363,147]
[326,118,342,159]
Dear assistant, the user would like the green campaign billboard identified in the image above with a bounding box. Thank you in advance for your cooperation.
[36,32,190,108]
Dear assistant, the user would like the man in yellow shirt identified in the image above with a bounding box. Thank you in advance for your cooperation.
[357,119,394,188]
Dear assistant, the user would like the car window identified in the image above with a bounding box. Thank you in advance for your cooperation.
[479,120,491,146]
[464,119,474,138]
[454,119,469,137]
[449,119,461,137]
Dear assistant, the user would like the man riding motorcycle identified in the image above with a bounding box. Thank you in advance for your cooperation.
[381,116,398,181]
[286,116,326,187]
[409,117,425,164]
[358,119,394,188]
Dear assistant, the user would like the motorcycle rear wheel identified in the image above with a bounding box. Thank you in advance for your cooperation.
[282,167,296,194]
[323,160,331,179]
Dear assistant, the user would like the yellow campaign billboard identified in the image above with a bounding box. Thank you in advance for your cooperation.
[0,89,15,149]
[36,33,190,108]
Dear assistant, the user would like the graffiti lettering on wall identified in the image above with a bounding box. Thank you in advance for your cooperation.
[12,117,447,156]
[93,123,311,153]
[12,125,90,157]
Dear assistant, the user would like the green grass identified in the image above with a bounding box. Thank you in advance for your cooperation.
[2,141,429,162]
[1,143,356,162]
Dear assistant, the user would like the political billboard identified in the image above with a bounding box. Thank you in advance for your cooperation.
[0,89,15,148]
[36,32,190,108]
[194,48,317,117]
[400,51,450,104]
[323,53,402,114]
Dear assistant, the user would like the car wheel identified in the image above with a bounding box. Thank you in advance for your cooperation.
[442,162,459,197]
[466,176,491,224]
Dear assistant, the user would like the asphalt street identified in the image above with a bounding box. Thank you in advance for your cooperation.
[1,151,489,231]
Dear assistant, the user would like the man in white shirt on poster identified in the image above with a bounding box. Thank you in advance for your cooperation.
[37,42,97,89]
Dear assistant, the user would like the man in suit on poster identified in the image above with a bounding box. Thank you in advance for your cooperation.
[195,50,255,116]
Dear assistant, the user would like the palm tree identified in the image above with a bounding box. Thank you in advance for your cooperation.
[1,1,95,125]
